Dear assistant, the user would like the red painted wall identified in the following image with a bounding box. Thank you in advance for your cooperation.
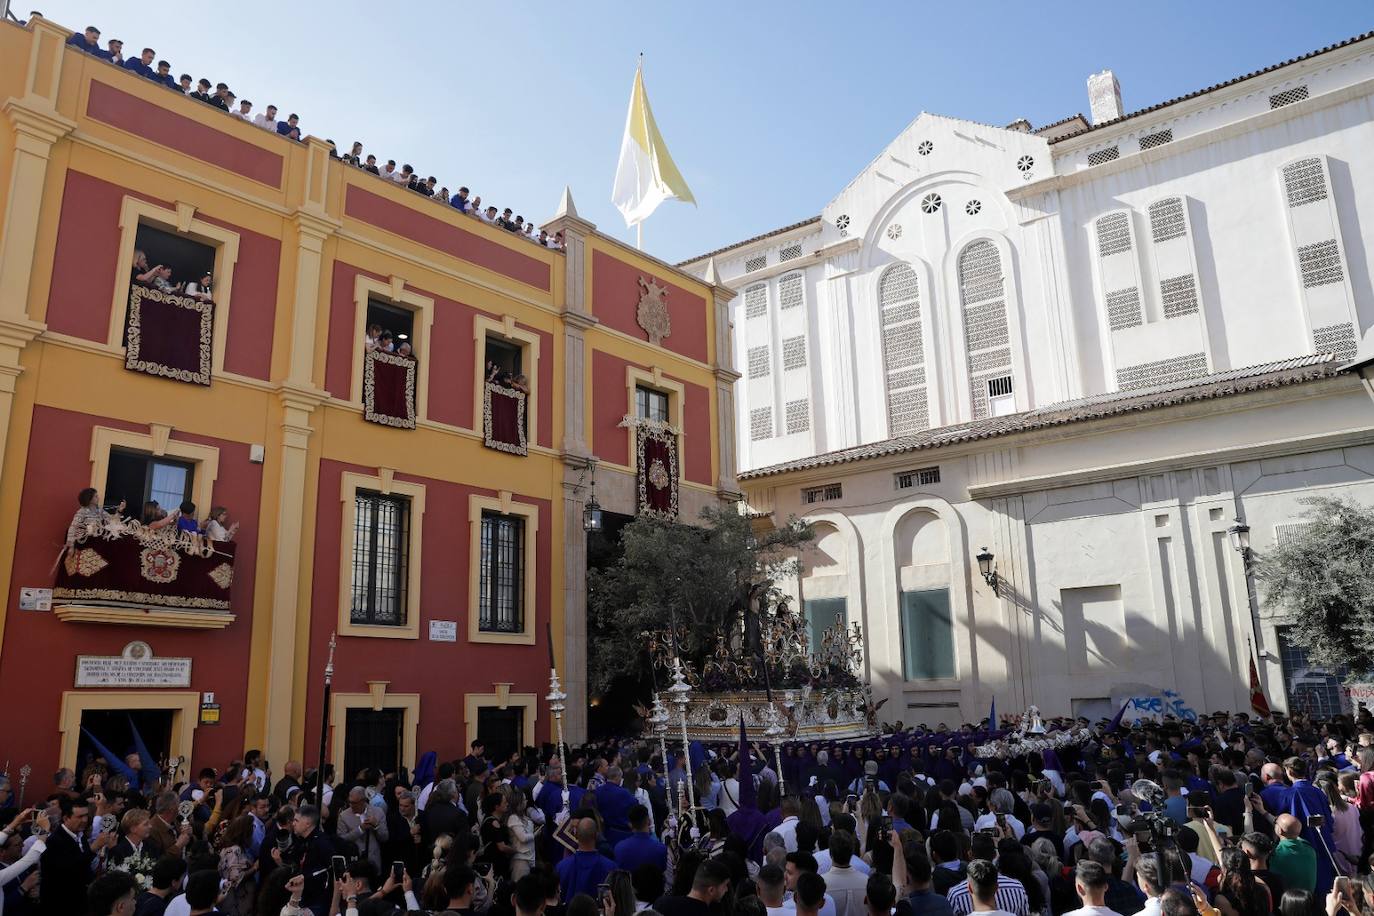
[591,251,709,363]
[344,185,551,292]
[590,350,713,485]
[45,171,281,381]
[304,460,552,764]
[0,406,263,780]
[86,81,284,187]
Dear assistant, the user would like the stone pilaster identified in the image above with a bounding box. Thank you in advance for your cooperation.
[703,260,740,499]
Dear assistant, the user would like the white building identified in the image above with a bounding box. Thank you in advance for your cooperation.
[681,31,1374,724]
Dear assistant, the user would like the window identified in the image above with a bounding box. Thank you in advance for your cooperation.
[895,466,940,489]
[636,385,670,423]
[367,299,414,349]
[485,337,523,377]
[1087,147,1120,166]
[959,241,1014,420]
[1270,86,1310,109]
[750,407,773,441]
[745,254,767,273]
[802,483,842,504]
[478,512,525,633]
[132,224,216,301]
[105,450,195,517]
[779,243,803,261]
[1277,627,1347,717]
[804,597,847,652]
[1137,129,1173,151]
[900,588,955,679]
[745,284,768,320]
[349,490,411,627]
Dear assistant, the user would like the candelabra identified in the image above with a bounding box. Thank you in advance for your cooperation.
[763,702,786,796]
[648,693,672,816]
[667,657,696,826]
[546,667,570,813]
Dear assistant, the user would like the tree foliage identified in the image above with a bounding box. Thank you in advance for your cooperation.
[1259,495,1374,675]
[586,504,813,699]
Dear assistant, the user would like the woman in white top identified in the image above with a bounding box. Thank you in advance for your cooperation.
[204,506,237,542]
[184,272,213,302]
[505,787,536,881]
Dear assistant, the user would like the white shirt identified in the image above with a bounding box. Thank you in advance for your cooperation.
[1130,898,1162,916]
[165,894,191,916]
[252,113,276,130]
[1064,907,1125,916]
[392,170,410,184]
[973,812,1026,839]
[821,864,870,916]
[773,815,800,852]
[0,838,44,915]
[784,892,837,916]
[816,851,872,876]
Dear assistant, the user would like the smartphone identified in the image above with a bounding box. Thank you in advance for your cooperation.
[330,855,347,881]
[1187,806,1207,820]
[392,861,405,882]
[1307,814,1325,829]
[1335,877,1353,896]
[878,815,892,843]
[475,861,492,877]
[1244,781,1255,797]
[977,827,998,836]
[845,794,858,807]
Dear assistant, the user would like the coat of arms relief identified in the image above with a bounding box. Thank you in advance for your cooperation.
[636,276,672,347]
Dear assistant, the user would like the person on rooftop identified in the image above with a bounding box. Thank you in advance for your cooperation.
[212,83,231,111]
[191,78,213,104]
[122,47,155,77]
[276,113,300,139]
[103,38,124,63]
[398,164,415,186]
[178,73,193,93]
[234,99,253,121]
[380,159,399,181]
[363,154,379,175]
[343,142,363,166]
[65,25,100,54]
[155,60,178,89]
[452,187,472,213]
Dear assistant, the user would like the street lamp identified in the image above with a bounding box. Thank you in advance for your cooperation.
[976,547,1000,595]
[582,459,603,533]
[1227,518,1253,569]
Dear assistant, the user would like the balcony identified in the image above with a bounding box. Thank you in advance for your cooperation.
[483,382,528,455]
[621,415,680,519]
[53,516,236,629]
[124,283,214,386]
[363,349,416,429]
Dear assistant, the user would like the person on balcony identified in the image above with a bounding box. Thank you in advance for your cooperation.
[204,507,238,543]
[66,487,122,548]
[397,341,415,360]
[512,373,530,395]
[377,331,396,354]
[175,500,201,534]
[184,272,213,302]
[363,323,383,352]
[141,500,178,530]
[130,250,162,286]
[151,266,184,296]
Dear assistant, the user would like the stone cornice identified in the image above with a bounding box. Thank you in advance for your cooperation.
[560,309,599,331]
[2,96,76,145]
[714,367,742,384]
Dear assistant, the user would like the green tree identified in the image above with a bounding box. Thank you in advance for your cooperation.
[1260,495,1374,674]
[586,504,812,699]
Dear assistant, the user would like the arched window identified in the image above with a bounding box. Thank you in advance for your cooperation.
[878,264,928,435]
[957,241,1013,419]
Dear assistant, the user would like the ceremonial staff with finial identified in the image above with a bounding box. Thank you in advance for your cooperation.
[545,624,570,816]
[667,657,696,828]
[758,630,786,797]
[315,632,337,806]
[17,764,30,807]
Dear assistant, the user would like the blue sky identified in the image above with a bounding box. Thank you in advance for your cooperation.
[43,1,1372,264]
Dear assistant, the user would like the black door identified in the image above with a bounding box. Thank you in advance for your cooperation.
[75,709,174,777]
[342,708,403,781]
[476,707,523,764]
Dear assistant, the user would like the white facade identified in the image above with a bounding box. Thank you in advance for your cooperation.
[682,33,1374,474]
[682,33,1374,725]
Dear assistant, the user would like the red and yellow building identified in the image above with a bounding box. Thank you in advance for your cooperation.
[0,16,740,782]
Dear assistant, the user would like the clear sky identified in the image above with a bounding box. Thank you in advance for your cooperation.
[39,1,1373,264]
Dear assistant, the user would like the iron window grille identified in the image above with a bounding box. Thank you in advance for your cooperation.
[479,511,525,633]
[350,490,410,626]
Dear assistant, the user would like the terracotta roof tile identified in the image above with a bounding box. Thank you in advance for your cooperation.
[1050,31,1374,142]
[677,216,822,268]
[738,353,1344,480]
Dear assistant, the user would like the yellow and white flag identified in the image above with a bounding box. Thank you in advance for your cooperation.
[611,60,695,228]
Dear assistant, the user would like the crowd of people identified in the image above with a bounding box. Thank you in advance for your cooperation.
[65,487,238,550]
[4,707,1374,916]
[64,24,563,250]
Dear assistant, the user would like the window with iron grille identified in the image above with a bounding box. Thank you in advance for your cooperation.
[1087,147,1120,166]
[350,490,411,626]
[802,483,842,504]
[1284,158,1328,208]
[1269,86,1310,108]
[782,336,807,370]
[1298,239,1343,288]
[747,346,771,379]
[744,284,768,319]
[479,511,525,633]
[750,407,772,441]
[895,466,940,489]
[1137,129,1173,151]
[785,399,810,434]
[779,243,803,261]
[745,253,767,273]
[987,375,1014,398]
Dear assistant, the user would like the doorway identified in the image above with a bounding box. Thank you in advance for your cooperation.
[75,708,173,775]
[476,706,524,763]
[342,707,403,780]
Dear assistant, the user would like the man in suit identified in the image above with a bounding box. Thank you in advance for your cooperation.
[421,779,468,847]
[40,794,116,914]
[337,786,389,871]
[280,804,334,916]
[146,791,190,860]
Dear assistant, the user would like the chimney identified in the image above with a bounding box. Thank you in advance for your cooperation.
[1004,118,1032,133]
[1087,69,1123,125]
